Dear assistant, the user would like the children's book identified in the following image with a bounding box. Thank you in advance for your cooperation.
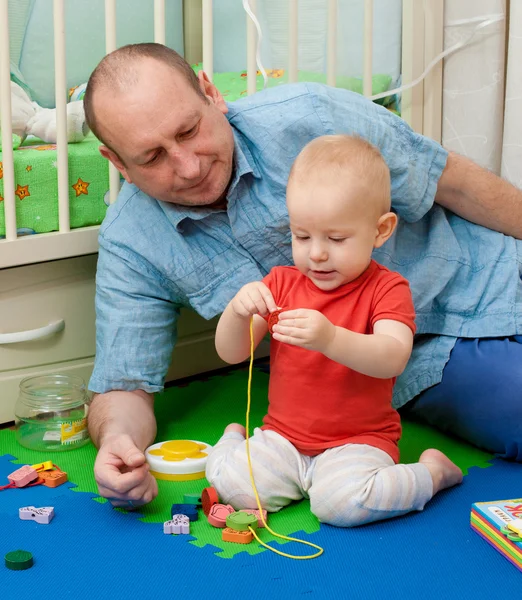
[471,499,522,572]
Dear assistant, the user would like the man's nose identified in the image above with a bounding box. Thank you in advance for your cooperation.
[170,149,201,180]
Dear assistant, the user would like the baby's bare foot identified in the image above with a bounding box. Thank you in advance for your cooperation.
[419,448,463,495]
[224,423,246,437]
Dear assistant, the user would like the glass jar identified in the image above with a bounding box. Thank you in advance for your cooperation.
[14,374,91,451]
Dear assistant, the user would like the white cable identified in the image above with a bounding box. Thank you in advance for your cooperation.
[242,0,268,89]
[370,14,504,102]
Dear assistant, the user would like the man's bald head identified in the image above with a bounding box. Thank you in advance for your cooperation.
[84,43,207,152]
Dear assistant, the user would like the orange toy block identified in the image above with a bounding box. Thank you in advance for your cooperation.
[222,527,253,544]
[38,469,68,488]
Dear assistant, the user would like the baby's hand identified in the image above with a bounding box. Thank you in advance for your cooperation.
[231,281,277,318]
[272,308,335,352]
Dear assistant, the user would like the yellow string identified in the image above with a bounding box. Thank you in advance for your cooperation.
[244,317,324,559]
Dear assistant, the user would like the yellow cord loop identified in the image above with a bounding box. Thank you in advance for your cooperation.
[245,317,324,559]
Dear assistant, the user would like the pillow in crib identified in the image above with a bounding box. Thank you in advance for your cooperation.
[18,0,184,108]
[192,65,393,105]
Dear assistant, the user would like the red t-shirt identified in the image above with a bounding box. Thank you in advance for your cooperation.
[261,261,416,463]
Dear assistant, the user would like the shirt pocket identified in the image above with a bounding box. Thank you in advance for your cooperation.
[185,259,265,320]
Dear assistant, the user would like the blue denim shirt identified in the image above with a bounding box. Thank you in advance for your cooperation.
[89,83,522,408]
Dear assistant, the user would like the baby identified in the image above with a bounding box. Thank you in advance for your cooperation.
[205,135,462,527]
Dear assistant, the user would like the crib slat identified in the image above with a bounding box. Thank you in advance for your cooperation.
[105,0,117,53]
[363,0,373,97]
[154,0,166,45]
[53,0,70,233]
[422,0,444,143]
[401,0,424,133]
[246,0,257,95]
[105,0,120,205]
[327,0,337,87]
[202,0,213,82]
[0,0,17,241]
[289,0,298,83]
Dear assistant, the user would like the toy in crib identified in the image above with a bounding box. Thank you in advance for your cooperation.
[1,78,89,152]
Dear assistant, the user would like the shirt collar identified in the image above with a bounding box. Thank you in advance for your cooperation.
[161,124,260,231]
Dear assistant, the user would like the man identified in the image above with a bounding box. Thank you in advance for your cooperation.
[84,43,522,510]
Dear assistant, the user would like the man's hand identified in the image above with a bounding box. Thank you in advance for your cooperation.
[94,434,158,509]
[272,308,336,353]
[230,281,278,318]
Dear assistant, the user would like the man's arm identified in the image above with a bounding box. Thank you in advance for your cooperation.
[88,389,156,450]
[436,152,522,239]
[88,389,159,507]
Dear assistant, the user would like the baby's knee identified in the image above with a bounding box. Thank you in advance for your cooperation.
[309,489,366,528]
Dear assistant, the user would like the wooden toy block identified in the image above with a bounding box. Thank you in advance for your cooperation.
[37,469,68,488]
[183,493,202,506]
[222,527,253,544]
[207,503,235,528]
[8,466,38,488]
[5,550,33,570]
[240,508,268,528]
[226,511,258,531]
[31,461,54,472]
[164,515,190,535]
[201,487,219,516]
[170,503,198,521]
[19,506,55,524]
[268,309,284,334]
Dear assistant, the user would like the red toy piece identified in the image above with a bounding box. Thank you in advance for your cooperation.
[201,487,219,516]
[268,309,284,334]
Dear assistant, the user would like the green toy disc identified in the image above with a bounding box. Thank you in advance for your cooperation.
[226,511,258,531]
[5,550,33,570]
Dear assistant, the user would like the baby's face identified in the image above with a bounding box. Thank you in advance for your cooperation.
[287,180,381,291]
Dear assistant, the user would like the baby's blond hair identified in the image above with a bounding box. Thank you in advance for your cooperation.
[289,135,391,212]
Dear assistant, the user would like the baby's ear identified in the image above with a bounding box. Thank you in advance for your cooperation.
[374,212,398,248]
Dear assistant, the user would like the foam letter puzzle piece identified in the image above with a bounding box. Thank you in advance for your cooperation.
[207,503,235,528]
[19,506,55,524]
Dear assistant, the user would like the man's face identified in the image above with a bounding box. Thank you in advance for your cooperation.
[96,60,235,206]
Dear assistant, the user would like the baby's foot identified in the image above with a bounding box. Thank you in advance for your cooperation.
[419,448,463,495]
[224,423,246,437]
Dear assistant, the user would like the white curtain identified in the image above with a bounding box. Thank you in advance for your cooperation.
[442,0,521,189]
[442,0,506,174]
[500,1,522,187]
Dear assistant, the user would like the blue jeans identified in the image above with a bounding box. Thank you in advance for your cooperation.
[403,336,522,461]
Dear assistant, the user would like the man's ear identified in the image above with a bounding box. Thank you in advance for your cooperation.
[197,70,228,114]
[99,145,132,183]
[374,212,398,248]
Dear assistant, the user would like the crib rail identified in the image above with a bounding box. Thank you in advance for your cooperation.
[0,0,443,270]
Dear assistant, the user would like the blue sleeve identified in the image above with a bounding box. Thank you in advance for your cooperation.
[88,235,179,394]
[308,83,448,223]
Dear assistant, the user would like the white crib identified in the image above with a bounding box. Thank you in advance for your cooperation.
[0,0,444,424]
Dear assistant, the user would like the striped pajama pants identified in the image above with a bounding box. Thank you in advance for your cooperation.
[205,428,434,528]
